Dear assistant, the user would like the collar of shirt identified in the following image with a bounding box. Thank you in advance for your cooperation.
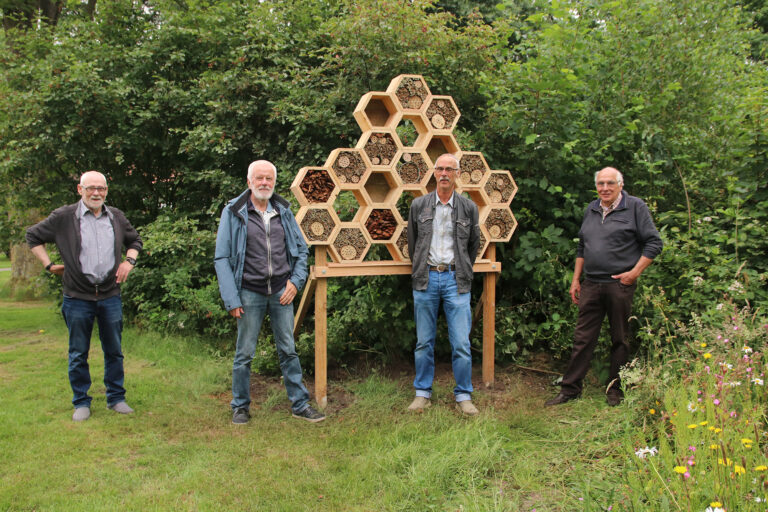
[76,199,112,220]
[248,198,278,223]
[434,191,455,208]
[600,193,622,219]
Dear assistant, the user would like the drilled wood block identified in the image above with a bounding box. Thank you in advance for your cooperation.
[387,75,432,112]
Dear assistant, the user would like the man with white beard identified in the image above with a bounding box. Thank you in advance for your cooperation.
[214,160,324,424]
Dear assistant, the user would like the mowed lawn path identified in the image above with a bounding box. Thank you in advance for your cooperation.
[0,292,632,511]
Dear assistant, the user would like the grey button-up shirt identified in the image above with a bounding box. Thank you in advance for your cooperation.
[77,200,115,284]
[427,192,455,265]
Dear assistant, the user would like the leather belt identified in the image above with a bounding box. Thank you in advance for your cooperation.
[429,264,453,272]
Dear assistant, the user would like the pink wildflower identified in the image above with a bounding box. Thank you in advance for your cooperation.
[714,399,720,405]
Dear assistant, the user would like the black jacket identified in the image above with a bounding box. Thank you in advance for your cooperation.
[26,202,143,300]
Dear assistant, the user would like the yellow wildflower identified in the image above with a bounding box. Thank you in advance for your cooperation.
[649,409,656,415]
[688,424,698,429]
[700,342,707,348]
[710,503,723,508]
[718,458,732,466]
[709,444,720,450]
[742,438,754,447]
[699,421,708,426]
[734,465,746,475]
[713,428,722,433]
[674,466,687,474]
[755,465,768,472]
[703,353,712,359]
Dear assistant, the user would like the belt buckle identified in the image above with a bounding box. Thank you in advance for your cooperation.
[436,264,447,272]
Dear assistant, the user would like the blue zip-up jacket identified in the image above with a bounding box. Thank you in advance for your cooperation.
[214,190,309,312]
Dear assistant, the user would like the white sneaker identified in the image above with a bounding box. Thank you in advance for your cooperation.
[72,407,91,422]
[108,401,134,414]
[407,396,431,411]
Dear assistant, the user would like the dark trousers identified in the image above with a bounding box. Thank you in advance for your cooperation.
[560,279,636,397]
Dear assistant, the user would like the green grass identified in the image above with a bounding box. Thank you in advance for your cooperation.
[0,292,644,511]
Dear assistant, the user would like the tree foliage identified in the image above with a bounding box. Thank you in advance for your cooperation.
[1,0,765,371]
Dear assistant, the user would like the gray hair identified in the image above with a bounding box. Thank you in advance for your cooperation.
[247,160,277,181]
[435,153,460,170]
[594,167,623,186]
[79,171,107,186]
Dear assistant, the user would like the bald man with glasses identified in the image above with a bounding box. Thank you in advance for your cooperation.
[26,171,142,421]
[545,167,662,407]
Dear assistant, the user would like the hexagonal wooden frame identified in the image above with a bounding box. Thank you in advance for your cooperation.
[293,74,520,408]
[296,206,341,246]
[355,130,402,169]
[425,95,461,133]
[457,151,491,189]
[387,74,432,112]
[482,207,518,243]
[354,92,402,132]
[328,223,372,263]
[483,170,518,205]
[291,166,340,206]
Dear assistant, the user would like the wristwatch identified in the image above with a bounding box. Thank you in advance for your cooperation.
[45,262,53,272]
[126,257,137,266]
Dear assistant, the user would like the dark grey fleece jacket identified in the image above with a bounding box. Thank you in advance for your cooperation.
[577,191,663,282]
[26,202,142,300]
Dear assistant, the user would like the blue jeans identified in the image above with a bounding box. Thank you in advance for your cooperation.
[231,288,310,414]
[61,294,126,408]
[413,270,473,402]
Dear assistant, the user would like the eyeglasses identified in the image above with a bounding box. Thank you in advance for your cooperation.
[434,167,458,173]
[596,181,618,186]
[84,186,107,193]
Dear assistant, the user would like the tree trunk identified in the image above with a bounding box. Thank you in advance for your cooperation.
[9,209,45,299]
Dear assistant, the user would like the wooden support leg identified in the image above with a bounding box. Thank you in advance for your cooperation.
[314,247,328,409]
[482,244,496,387]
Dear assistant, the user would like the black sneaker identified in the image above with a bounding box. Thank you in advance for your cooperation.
[606,392,624,407]
[292,405,326,423]
[544,393,580,407]
[232,407,250,424]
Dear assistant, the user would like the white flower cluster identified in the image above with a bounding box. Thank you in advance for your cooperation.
[634,446,658,459]
[752,377,764,386]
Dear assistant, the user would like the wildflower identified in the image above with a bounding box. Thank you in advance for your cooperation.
[705,506,724,512]
[674,466,687,474]
[709,444,719,450]
[687,402,698,413]
[714,428,722,433]
[755,465,767,471]
[746,367,752,373]
[756,497,766,503]
[756,378,766,386]
[730,411,738,418]
[703,353,712,359]
[719,362,733,370]
[734,326,739,331]
[718,458,732,466]
[703,216,712,222]
[635,446,658,459]
[726,381,741,387]
[734,465,746,475]
[724,338,730,343]
[693,276,704,286]
[699,421,708,426]
[700,342,707,348]
[710,502,723,508]
[728,281,743,292]
[716,303,724,310]
[743,346,753,354]
[688,445,696,452]
[688,424,698,429]
[649,409,656,415]
[713,399,720,405]
[741,438,754,446]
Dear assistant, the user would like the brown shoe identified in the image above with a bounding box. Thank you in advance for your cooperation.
[544,393,579,406]
[457,400,479,415]
[407,396,431,411]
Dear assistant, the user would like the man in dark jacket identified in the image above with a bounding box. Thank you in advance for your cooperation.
[214,160,324,424]
[545,167,663,407]
[26,171,142,421]
[407,153,481,415]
